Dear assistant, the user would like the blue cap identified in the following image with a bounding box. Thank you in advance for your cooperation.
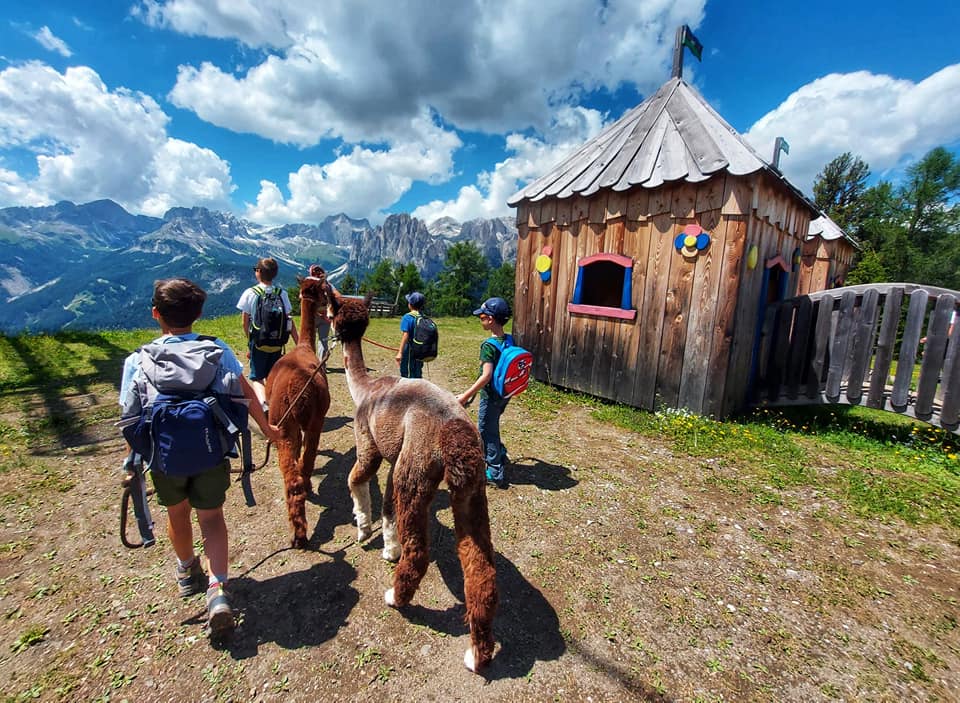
[405,291,426,307]
[473,297,511,320]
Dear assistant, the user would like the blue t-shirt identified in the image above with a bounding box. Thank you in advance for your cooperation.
[400,311,419,335]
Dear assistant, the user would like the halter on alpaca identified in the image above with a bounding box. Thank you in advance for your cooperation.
[331,292,499,673]
[265,276,333,548]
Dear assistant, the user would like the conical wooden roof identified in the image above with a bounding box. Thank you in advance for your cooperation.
[508,77,799,206]
[808,214,860,248]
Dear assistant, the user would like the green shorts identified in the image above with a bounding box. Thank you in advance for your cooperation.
[150,461,231,510]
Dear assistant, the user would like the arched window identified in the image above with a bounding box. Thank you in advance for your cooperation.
[568,253,637,320]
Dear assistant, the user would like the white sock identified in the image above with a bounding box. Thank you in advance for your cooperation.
[177,556,197,569]
[208,574,228,590]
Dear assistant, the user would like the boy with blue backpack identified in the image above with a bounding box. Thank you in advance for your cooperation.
[396,291,436,378]
[119,278,279,637]
[457,297,532,489]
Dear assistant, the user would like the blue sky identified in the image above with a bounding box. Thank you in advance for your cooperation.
[1,1,958,226]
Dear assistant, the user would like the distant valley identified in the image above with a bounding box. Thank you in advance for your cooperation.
[0,200,517,333]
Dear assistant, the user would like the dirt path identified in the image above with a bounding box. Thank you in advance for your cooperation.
[0,340,957,702]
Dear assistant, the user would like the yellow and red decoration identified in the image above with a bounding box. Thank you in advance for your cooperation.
[674,223,711,259]
[536,245,553,282]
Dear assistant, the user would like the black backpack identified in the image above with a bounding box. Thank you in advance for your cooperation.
[250,286,290,349]
[410,313,438,362]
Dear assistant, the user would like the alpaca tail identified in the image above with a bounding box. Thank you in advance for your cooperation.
[440,419,498,670]
[440,418,484,494]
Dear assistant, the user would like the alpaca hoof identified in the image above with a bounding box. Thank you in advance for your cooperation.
[357,526,372,543]
[381,545,400,562]
[464,648,478,673]
[291,535,308,549]
[384,588,397,607]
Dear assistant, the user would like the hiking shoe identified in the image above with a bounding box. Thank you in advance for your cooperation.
[176,558,207,598]
[206,585,234,636]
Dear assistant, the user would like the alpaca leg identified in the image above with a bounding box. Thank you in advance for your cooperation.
[381,469,400,562]
[381,515,400,562]
[385,486,435,608]
[451,486,499,672]
[301,428,321,493]
[348,451,381,542]
[278,437,309,548]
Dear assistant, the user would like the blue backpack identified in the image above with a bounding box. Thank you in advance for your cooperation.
[484,334,534,398]
[120,336,248,476]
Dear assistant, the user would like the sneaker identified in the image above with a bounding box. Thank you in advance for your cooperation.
[176,558,207,598]
[485,469,507,490]
[206,585,234,635]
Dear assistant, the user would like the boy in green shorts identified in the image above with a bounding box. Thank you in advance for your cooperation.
[119,278,279,636]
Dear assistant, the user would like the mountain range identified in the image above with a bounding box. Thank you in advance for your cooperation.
[0,199,517,334]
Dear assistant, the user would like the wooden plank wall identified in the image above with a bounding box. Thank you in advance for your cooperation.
[514,171,815,418]
[720,173,814,417]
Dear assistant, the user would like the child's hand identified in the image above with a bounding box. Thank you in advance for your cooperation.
[457,393,473,407]
[395,353,402,365]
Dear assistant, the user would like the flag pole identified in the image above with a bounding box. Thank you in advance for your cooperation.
[672,26,684,79]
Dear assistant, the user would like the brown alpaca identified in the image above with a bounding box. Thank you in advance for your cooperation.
[265,276,332,548]
[330,293,498,673]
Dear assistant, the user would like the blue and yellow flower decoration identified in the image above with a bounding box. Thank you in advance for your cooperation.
[535,245,553,282]
[674,223,711,259]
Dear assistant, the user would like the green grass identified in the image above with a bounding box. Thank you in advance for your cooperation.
[593,402,960,530]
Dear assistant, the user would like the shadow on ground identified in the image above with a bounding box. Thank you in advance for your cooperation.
[217,555,359,658]
[377,491,568,681]
[507,456,577,490]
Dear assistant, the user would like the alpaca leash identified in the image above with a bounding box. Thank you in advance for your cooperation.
[235,345,334,497]
[361,335,400,352]
[273,346,331,428]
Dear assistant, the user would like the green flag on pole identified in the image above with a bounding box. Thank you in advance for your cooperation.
[681,25,703,62]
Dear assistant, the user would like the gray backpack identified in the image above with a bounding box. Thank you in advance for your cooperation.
[120,337,248,476]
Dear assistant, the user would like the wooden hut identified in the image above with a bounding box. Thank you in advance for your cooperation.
[507,77,858,418]
[798,215,858,294]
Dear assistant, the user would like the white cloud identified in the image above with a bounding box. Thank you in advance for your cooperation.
[134,0,301,49]
[143,0,706,145]
[140,1,704,223]
[745,64,960,196]
[245,112,462,224]
[33,26,72,57]
[0,62,234,213]
[411,106,607,223]
[0,167,47,207]
[139,138,235,216]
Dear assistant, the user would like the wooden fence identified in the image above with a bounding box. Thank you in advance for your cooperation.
[750,283,960,433]
[339,295,396,317]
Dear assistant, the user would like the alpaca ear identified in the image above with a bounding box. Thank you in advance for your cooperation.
[296,275,305,286]
[363,291,375,307]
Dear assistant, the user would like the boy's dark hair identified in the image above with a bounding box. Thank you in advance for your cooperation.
[257,257,279,282]
[152,278,206,328]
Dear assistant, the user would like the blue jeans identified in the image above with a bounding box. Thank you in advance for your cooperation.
[478,391,509,482]
[316,319,331,359]
[400,347,423,378]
